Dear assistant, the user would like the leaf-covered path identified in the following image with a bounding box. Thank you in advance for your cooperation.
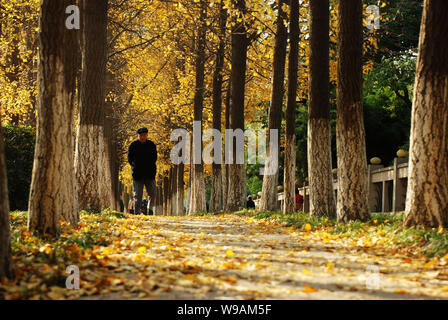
[78,214,448,300]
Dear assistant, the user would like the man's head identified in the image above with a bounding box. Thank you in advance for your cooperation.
[248,196,252,201]
[137,127,148,143]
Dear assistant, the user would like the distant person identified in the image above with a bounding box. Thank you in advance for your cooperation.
[247,196,255,209]
[119,196,124,212]
[128,197,135,214]
[295,188,303,211]
[128,127,157,215]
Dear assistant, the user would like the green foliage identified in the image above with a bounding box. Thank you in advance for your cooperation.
[246,175,262,196]
[3,123,35,210]
[363,56,415,165]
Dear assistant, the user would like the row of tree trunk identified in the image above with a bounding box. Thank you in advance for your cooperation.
[153,164,185,216]
[27,0,118,235]
[1,0,448,280]
[188,0,248,213]
[207,0,448,230]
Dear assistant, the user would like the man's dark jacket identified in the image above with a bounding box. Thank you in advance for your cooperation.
[128,139,157,180]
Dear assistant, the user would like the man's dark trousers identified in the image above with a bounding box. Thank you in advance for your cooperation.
[133,178,156,214]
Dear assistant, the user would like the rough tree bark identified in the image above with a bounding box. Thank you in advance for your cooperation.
[155,178,163,215]
[308,0,336,218]
[74,0,112,212]
[336,0,370,222]
[104,101,120,211]
[167,167,173,216]
[170,165,177,216]
[404,0,448,228]
[283,0,300,215]
[226,0,248,212]
[176,163,184,215]
[260,0,288,211]
[187,134,193,215]
[28,0,79,236]
[210,1,227,213]
[222,80,231,210]
[104,70,121,211]
[0,123,13,279]
[190,0,207,213]
[163,175,169,216]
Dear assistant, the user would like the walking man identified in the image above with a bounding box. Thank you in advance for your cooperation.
[128,127,157,214]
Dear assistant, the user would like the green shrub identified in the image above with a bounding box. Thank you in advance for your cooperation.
[3,123,36,211]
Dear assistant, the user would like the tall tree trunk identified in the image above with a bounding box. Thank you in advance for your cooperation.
[226,0,248,212]
[74,0,112,212]
[404,0,448,228]
[104,100,120,211]
[104,70,121,212]
[28,0,79,236]
[191,0,207,213]
[187,134,193,214]
[0,123,13,279]
[222,80,231,209]
[210,1,227,213]
[283,0,300,215]
[176,163,184,215]
[163,175,169,216]
[308,0,336,218]
[336,0,369,222]
[169,166,175,216]
[170,165,177,216]
[155,178,163,215]
[260,0,288,211]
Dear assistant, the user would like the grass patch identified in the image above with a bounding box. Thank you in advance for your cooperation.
[231,210,448,257]
[192,210,222,216]
[4,209,122,299]
[81,208,126,219]
[9,210,117,262]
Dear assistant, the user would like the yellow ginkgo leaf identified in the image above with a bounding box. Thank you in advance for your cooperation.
[223,276,238,283]
[39,245,52,255]
[226,249,235,257]
[302,269,312,274]
[394,289,408,294]
[182,275,199,282]
[138,247,146,254]
[423,259,437,269]
[304,224,312,232]
[303,285,319,293]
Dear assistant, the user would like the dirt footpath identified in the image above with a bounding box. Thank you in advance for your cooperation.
[82,215,448,300]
